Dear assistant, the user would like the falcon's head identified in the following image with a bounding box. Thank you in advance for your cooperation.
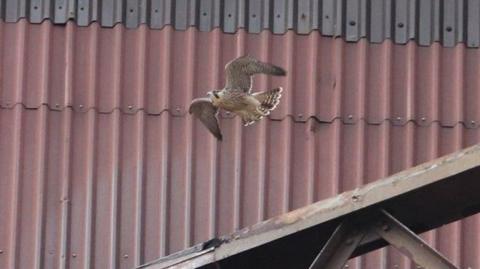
[207,90,222,100]
[207,90,221,99]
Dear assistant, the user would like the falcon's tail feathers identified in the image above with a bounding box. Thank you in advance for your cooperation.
[253,87,283,116]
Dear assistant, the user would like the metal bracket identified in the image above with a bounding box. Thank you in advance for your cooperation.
[309,220,367,269]
[372,210,458,269]
[309,210,459,269]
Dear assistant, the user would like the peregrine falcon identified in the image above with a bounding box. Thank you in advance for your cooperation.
[189,56,287,141]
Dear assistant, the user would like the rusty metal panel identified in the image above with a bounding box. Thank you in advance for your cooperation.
[1,111,480,269]
[5,20,480,127]
[1,20,480,269]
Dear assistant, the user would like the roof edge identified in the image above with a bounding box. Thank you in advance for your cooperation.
[140,143,480,268]
[2,0,480,48]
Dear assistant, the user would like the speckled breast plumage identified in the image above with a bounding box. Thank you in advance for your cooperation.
[215,88,251,111]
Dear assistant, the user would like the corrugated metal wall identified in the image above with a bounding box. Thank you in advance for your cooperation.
[2,0,480,47]
[1,19,480,269]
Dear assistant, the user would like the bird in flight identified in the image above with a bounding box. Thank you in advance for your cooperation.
[189,56,287,141]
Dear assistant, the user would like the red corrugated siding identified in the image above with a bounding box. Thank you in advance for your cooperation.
[0,19,480,269]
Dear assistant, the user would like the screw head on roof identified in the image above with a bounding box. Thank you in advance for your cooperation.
[421,117,426,121]
[0,250,3,254]
[344,265,349,268]
[446,26,453,32]
[349,21,356,26]
[72,253,77,258]
[348,114,353,120]
[79,104,84,109]
[397,22,404,28]
[396,116,402,121]
[123,254,129,259]
[128,105,133,110]
[297,113,303,118]
[225,111,231,116]
[471,120,476,125]
[55,104,60,108]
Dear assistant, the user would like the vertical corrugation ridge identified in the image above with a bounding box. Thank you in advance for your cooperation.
[2,21,26,110]
[5,20,26,269]
[32,92,48,269]
[304,31,318,204]
[208,28,221,239]
[439,45,464,126]
[58,109,72,269]
[134,25,148,268]
[64,22,75,107]
[413,44,439,125]
[82,20,99,269]
[24,22,51,107]
[255,31,269,222]
[107,25,123,268]
[232,29,246,231]
[282,31,294,211]
[134,113,146,267]
[158,28,172,258]
[8,107,22,269]
[158,114,169,258]
[83,112,96,269]
[109,112,121,269]
[183,27,196,249]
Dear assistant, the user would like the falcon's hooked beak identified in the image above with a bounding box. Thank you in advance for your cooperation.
[207,91,220,99]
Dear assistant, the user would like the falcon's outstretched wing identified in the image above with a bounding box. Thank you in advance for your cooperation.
[189,98,222,141]
[224,56,286,93]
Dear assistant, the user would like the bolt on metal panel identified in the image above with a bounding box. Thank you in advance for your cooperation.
[222,0,238,33]
[272,0,288,34]
[247,0,262,33]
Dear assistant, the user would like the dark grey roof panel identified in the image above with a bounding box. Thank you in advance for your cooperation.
[393,0,412,44]
[466,0,480,47]
[368,0,392,42]
[1,0,480,47]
